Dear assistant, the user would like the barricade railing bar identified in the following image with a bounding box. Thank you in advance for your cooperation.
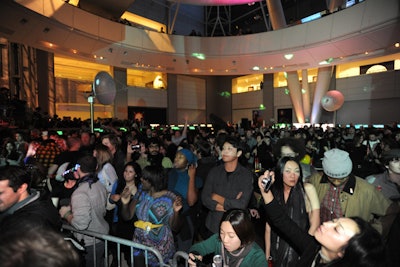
[62,224,189,267]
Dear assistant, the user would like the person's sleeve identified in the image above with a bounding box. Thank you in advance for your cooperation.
[104,163,118,193]
[162,157,174,168]
[70,190,91,230]
[224,171,254,210]
[369,183,392,216]
[195,175,203,189]
[201,169,217,210]
[189,234,220,256]
[263,199,314,254]
[368,186,399,238]
[249,246,269,266]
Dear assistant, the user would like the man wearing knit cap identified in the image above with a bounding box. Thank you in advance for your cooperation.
[309,148,399,237]
[366,149,400,200]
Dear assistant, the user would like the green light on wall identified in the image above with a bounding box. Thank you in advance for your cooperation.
[192,53,205,60]
[259,104,265,110]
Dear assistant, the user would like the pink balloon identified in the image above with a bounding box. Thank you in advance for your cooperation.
[321,90,344,112]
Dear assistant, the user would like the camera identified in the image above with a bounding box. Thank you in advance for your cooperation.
[131,144,140,150]
[262,175,273,192]
[62,164,80,181]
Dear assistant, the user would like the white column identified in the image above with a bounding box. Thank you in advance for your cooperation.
[301,69,311,122]
[286,71,305,123]
[310,66,334,124]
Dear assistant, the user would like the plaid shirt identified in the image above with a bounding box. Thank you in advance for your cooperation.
[320,182,346,222]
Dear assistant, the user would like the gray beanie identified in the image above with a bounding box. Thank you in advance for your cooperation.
[322,148,352,179]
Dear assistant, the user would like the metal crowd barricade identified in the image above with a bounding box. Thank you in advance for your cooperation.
[62,224,189,267]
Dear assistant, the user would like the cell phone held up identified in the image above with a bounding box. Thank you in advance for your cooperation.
[262,175,273,192]
[131,144,140,150]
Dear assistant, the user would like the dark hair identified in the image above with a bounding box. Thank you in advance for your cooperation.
[77,155,97,173]
[148,137,161,147]
[219,209,255,247]
[273,137,306,160]
[0,165,31,192]
[255,132,264,139]
[141,165,167,192]
[164,133,172,142]
[326,217,385,267]
[273,156,304,192]
[116,161,142,194]
[0,228,80,267]
[223,136,243,152]
[195,140,212,158]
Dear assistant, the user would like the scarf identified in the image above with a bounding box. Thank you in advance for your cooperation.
[78,173,98,188]
[220,242,253,267]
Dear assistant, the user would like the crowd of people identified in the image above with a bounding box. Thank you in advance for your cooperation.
[0,120,399,267]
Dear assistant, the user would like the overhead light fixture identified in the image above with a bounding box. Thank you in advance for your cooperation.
[284,54,294,60]
[192,53,205,60]
[252,66,260,71]
[395,43,400,48]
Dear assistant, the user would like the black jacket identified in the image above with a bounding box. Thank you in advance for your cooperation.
[264,199,323,267]
[0,190,62,233]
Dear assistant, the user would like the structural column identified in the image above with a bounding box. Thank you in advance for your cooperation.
[310,66,334,124]
[301,69,311,122]
[36,49,55,117]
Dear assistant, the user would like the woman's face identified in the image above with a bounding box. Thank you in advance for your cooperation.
[314,218,360,256]
[140,177,151,191]
[220,221,241,252]
[282,160,300,188]
[124,165,136,183]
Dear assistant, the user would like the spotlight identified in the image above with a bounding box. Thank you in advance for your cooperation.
[284,54,294,60]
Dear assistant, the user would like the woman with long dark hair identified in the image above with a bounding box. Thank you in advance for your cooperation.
[265,156,320,267]
[109,161,142,266]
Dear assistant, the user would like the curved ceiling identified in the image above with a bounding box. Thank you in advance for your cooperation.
[1,0,399,76]
[167,0,262,6]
